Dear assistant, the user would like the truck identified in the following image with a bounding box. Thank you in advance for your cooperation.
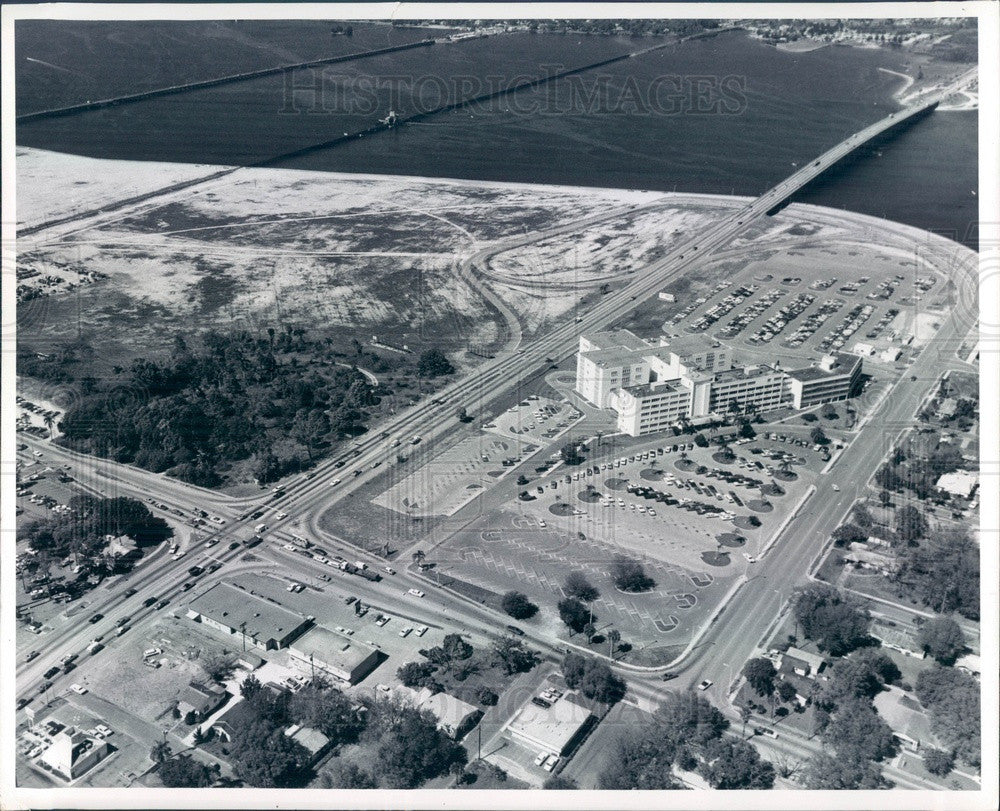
[357,569,382,582]
[340,561,359,574]
[244,536,262,549]
[290,535,311,549]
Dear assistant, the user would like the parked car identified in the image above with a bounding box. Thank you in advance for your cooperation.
[407,589,424,598]
[698,680,713,690]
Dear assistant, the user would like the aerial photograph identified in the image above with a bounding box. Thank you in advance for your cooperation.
[2,3,996,808]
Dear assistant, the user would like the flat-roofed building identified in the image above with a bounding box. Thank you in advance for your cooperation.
[506,692,594,755]
[38,726,111,782]
[288,625,381,684]
[186,582,312,651]
[785,353,862,409]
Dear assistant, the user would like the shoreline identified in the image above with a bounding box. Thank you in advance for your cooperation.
[15,147,976,261]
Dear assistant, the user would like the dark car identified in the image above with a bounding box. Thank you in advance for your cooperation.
[38,681,53,694]
[123,588,137,598]
[181,582,195,591]
[143,596,158,607]
[116,616,131,627]
[229,541,241,550]
[505,625,524,637]
[661,672,679,682]
[89,613,104,624]
[531,697,551,709]
[44,666,60,679]
[187,565,204,577]
[16,697,30,710]
[155,599,170,609]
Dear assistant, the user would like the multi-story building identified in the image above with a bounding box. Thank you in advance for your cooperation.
[785,353,863,409]
[576,330,861,436]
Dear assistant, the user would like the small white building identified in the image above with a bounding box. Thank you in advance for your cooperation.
[658,291,676,302]
[880,346,902,363]
[852,342,876,357]
[936,470,978,499]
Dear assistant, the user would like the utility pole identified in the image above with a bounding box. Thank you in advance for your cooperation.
[240,621,247,652]
[477,724,482,761]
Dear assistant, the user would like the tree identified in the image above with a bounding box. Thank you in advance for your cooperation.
[803,754,892,789]
[150,739,172,765]
[738,419,756,439]
[776,680,797,704]
[897,528,979,619]
[609,555,655,592]
[557,598,589,635]
[240,674,262,700]
[653,691,729,749]
[201,652,237,683]
[809,426,828,445]
[832,522,868,546]
[742,658,777,698]
[417,348,454,377]
[694,433,709,448]
[441,633,474,662]
[543,775,578,789]
[563,571,599,602]
[476,687,498,706]
[895,504,927,543]
[793,584,870,656]
[822,698,897,762]
[699,738,775,789]
[560,441,584,465]
[397,661,438,689]
[598,733,681,790]
[922,748,955,777]
[819,652,896,708]
[491,635,539,675]
[289,685,362,744]
[851,503,874,529]
[562,652,589,688]
[229,719,310,787]
[915,665,981,768]
[578,659,627,704]
[917,616,965,664]
[365,703,466,788]
[159,755,214,788]
[500,590,538,620]
[319,759,377,788]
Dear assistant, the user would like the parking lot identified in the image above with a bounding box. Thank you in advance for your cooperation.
[656,242,949,372]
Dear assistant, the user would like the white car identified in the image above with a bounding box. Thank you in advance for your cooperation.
[331,478,341,486]
[698,680,713,691]
[95,724,113,737]
[375,684,391,694]
[543,755,559,772]
[210,516,225,524]
[275,511,288,519]
[69,683,87,695]
[415,625,428,637]
[534,752,549,767]
[399,627,412,638]
[538,521,546,528]
[407,589,425,598]
[831,484,840,491]
[742,553,756,563]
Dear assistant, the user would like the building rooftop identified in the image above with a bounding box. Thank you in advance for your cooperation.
[659,334,718,357]
[936,470,978,498]
[506,692,593,753]
[187,582,309,644]
[289,625,378,672]
[786,352,861,383]
[582,329,650,352]
[284,724,330,756]
[782,646,826,674]
[622,378,685,397]
[712,364,782,384]
[873,687,937,746]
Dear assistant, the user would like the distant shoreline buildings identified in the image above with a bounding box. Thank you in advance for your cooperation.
[575,329,861,436]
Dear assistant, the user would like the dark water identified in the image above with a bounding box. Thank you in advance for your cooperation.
[16,26,977,247]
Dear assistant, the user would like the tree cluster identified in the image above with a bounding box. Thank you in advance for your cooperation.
[500,590,538,620]
[609,555,655,592]
[55,329,378,486]
[915,665,981,768]
[561,653,626,704]
[793,584,870,656]
[893,529,979,619]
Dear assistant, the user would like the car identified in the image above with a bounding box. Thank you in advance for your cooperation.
[69,683,87,695]
[210,516,225,524]
[116,616,131,627]
[181,582,195,591]
[156,599,171,609]
[229,541,241,550]
[407,589,424,598]
[754,726,779,739]
[16,697,30,710]
[531,696,552,709]
[207,562,222,573]
[543,755,559,772]
[38,681,53,694]
[25,650,39,662]
[95,724,113,738]
[383,566,396,575]
[123,588,137,598]
[374,616,389,627]
[344,596,356,605]
[399,627,412,638]
[44,666,61,679]
[534,752,549,767]
[275,511,288,520]
[415,625,428,637]
[375,684,391,694]
[698,680,713,690]
[205,539,218,548]
[89,614,103,624]
[742,553,756,563]
[661,672,678,681]
[831,484,840,491]
[143,596,158,607]
[538,521,546,528]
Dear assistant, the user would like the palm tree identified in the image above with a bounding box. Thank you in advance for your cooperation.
[607,629,621,659]
[739,705,752,740]
[412,549,425,567]
[778,459,792,476]
[43,413,55,439]
[150,739,171,764]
